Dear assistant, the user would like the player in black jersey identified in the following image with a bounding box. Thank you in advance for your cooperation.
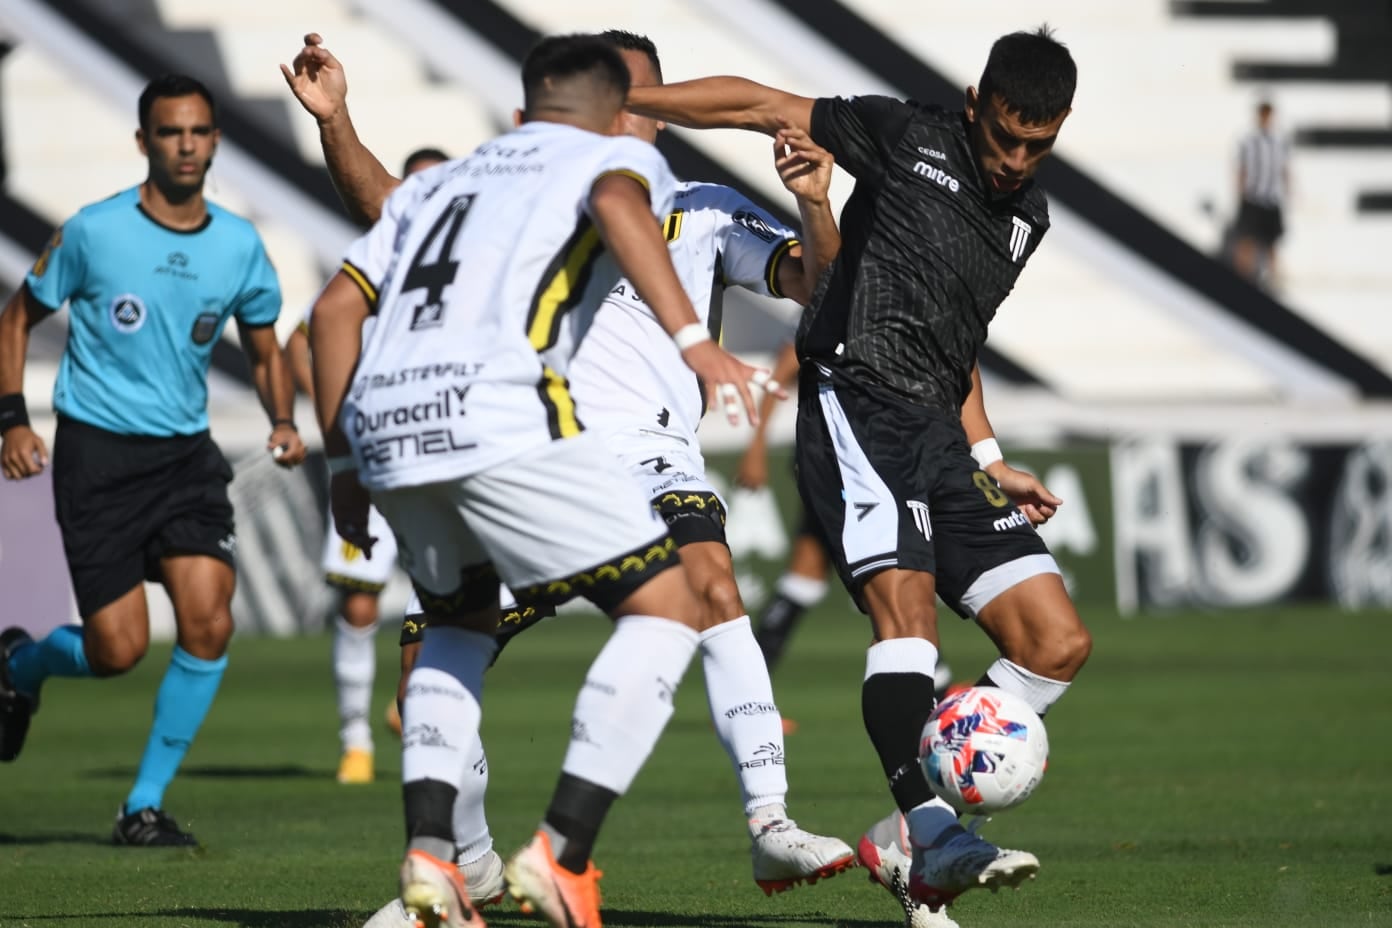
[629,27,1091,923]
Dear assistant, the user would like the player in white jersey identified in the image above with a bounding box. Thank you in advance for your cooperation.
[281,148,451,786]
[303,35,772,928]
[285,27,852,921]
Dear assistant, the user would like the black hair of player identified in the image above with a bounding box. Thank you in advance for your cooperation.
[402,147,450,175]
[598,29,663,83]
[139,74,218,131]
[977,26,1076,125]
[522,34,631,113]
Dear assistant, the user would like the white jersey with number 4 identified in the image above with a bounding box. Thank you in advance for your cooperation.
[567,182,798,450]
[338,121,676,491]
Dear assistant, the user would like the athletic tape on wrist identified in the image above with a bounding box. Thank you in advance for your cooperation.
[971,437,1003,469]
[673,323,711,351]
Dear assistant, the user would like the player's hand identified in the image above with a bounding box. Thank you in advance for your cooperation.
[773,122,834,204]
[267,424,307,468]
[1,425,49,480]
[330,470,376,558]
[280,32,347,123]
[734,445,770,490]
[682,341,785,427]
[987,462,1062,526]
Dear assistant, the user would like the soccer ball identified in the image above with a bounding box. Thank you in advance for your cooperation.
[919,686,1048,815]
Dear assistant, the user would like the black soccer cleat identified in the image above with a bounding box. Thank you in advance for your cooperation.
[112,806,200,847]
[0,627,37,762]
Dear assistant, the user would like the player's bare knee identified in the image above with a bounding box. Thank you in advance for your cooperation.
[178,607,234,659]
[340,591,381,628]
[86,630,147,676]
[1013,619,1092,681]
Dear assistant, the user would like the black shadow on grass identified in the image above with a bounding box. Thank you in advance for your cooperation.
[485,912,889,928]
[81,763,321,780]
[0,831,112,846]
[0,909,357,927]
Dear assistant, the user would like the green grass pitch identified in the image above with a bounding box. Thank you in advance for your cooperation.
[2,604,1390,927]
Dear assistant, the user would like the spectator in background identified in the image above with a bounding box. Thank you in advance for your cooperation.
[1233,100,1290,288]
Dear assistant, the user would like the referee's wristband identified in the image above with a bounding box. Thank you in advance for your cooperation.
[0,393,29,435]
[673,323,711,351]
[272,417,298,430]
[971,437,1004,469]
[326,454,358,476]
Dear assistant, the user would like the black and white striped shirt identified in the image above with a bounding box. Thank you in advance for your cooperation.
[1239,129,1289,208]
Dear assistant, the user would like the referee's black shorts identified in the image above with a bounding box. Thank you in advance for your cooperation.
[794,367,1057,619]
[52,416,236,618]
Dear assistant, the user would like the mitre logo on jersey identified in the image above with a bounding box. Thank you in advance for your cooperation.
[1009,216,1032,262]
[733,210,778,242]
[912,161,960,193]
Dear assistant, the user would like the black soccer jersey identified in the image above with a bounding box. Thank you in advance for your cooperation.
[804,95,1050,412]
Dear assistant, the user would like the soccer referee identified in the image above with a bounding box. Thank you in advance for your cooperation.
[0,75,305,846]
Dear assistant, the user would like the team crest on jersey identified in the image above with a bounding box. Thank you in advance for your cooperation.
[190,311,220,345]
[109,294,147,334]
[1009,217,1032,262]
[733,210,778,242]
[32,228,62,278]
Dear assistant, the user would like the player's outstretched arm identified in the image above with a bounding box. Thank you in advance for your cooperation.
[241,322,307,467]
[773,124,839,306]
[280,33,401,224]
[0,285,51,479]
[960,362,1060,525]
[627,77,815,138]
[588,173,783,426]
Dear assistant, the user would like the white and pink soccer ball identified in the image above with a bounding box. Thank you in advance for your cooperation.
[919,686,1049,815]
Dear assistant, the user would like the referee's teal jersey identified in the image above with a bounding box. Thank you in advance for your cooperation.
[26,186,282,437]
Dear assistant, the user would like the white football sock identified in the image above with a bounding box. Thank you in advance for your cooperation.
[863,639,960,846]
[983,657,1071,716]
[452,733,493,866]
[699,616,789,816]
[401,628,495,803]
[561,615,698,794]
[776,573,828,607]
[333,616,378,752]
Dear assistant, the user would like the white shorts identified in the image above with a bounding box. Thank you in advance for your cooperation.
[372,431,674,612]
[322,504,398,592]
[614,433,722,504]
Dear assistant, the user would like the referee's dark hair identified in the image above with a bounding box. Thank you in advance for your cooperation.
[138,74,218,130]
[978,26,1076,125]
[598,29,663,83]
[522,34,631,117]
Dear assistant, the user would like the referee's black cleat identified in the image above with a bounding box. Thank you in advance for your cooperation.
[112,806,200,847]
[0,627,37,762]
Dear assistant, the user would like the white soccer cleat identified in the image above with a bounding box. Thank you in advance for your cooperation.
[751,818,858,895]
[460,849,507,907]
[910,818,1039,909]
[362,897,414,928]
[857,811,961,927]
[399,849,486,928]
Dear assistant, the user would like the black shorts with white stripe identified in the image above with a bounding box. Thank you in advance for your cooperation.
[795,366,1055,618]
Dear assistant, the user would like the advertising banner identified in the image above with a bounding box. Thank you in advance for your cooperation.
[1112,437,1392,612]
